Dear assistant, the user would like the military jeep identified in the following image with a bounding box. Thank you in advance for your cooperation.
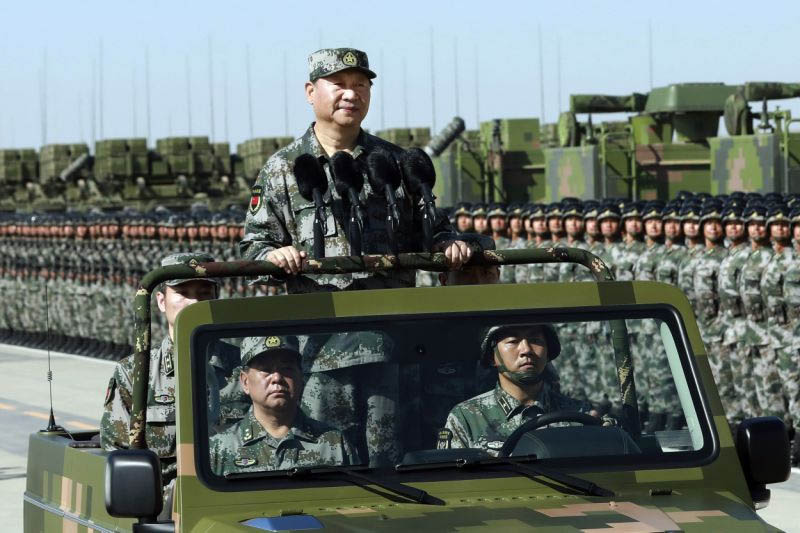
[24,248,790,532]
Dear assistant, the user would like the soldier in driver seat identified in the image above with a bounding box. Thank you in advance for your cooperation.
[440,324,604,456]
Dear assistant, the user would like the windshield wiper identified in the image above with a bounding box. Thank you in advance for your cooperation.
[226,465,433,504]
[397,455,614,498]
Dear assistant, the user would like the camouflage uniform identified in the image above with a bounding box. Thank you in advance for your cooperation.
[442,382,590,456]
[209,409,358,476]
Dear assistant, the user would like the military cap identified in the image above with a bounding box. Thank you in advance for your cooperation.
[679,203,701,222]
[676,190,694,202]
[487,203,508,218]
[308,48,376,82]
[507,203,525,218]
[528,203,546,219]
[560,202,583,219]
[211,213,228,226]
[597,203,621,221]
[545,203,563,218]
[642,201,664,221]
[240,335,301,367]
[453,202,472,217]
[764,192,784,204]
[790,206,800,224]
[160,252,220,287]
[721,206,744,223]
[582,201,600,219]
[471,203,487,217]
[786,194,800,208]
[621,202,644,220]
[766,204,790,225]
[481,323,561,367]
[742,204,766,224]
[520,203,534,219]
[699,202,724,223]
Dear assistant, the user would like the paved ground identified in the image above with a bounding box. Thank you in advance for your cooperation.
[1,343,797,532]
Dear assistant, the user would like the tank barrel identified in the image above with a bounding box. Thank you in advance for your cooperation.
[424,116,466,157]
[743,82,800,102]
[569,93,647,114]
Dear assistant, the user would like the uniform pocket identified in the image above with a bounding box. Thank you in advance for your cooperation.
[293,201,338,246]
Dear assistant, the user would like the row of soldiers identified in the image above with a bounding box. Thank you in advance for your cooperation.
[438,191,800,462]
[0,205,279,360]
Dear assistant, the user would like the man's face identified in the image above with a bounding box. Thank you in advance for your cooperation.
[473,216,488,234]
[585,218,599,237]
[156,280,217,329]
[793,223,800,242]
[624,217,643,237]
[664,219,682,240]
[644,218,663,239]
[747,221,767,241]
[683,220,699,239]
[187,226,198,239]
[564,216,584,238]
[241,352,302,411]
[198,225,211,239]
[725,220,745,242]
[770,221,790,242]
[306,70,371,129]
[489,216,507,233]
[532,217,547,235]
[703,220,723,243]
[456,215,473,233]
[600,218,619,238]
[523,217,534,235]
[494,326,549,376]
[547,217,563,235]
[508,216,522,234]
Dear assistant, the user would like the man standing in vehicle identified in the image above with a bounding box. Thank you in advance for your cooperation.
[440,324,595,455]
[209,335,358,476]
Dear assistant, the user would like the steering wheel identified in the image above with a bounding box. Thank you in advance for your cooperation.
[498,410,602,457]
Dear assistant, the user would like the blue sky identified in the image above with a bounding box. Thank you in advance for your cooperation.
[1,0,798,150]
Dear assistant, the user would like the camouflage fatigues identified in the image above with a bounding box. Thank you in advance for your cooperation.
[209,408,358,476]
[443,382,590,456]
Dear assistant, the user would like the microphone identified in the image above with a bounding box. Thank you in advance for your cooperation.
[330,151,366,256]
[366,149,402,255]
[293,154,329,259]
[399,148,437,252]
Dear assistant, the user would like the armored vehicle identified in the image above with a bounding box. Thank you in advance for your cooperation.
[24,249,790,531]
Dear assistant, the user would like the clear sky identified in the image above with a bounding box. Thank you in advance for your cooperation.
[1,0,798,151]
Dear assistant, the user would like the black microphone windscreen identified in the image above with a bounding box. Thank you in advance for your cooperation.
[330,151,364,194]
[366,149,402,191]
[293,154,328,201]
[400,148,436,194]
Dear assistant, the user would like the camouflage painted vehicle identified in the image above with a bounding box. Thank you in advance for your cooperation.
[24,249,790,532]
[710,82,800,195]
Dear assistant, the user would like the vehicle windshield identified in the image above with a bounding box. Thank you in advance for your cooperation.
[194,308,710,481]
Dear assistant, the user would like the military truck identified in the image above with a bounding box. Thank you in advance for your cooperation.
[710,82,800,195]
[24,249,790,531]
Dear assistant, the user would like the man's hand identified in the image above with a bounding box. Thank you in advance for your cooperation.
[434,240,473,270]
[266,246,307,275]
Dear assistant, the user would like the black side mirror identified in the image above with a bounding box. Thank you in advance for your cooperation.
[736,416,790,508]
[105,449,163,521]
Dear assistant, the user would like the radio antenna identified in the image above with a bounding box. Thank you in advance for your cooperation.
[43,279,63,433]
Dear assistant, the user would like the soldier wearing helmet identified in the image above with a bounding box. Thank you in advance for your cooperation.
[439,323,594,455]
[210,335,359,476]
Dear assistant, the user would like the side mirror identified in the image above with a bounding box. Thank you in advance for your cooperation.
[736,416,790,509]
[105,449,163,521]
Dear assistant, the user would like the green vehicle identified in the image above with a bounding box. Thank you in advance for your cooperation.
[24,250,790,532]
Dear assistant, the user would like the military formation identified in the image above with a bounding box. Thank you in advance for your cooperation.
[0,205,282,360]
[437,191,800,464]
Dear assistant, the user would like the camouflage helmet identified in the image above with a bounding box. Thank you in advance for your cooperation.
[160,252,219,287]
[480,323,561,367]
[308,48,376,82]
[240,335,301,367]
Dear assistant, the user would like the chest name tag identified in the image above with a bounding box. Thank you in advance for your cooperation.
[154,394,174,404]
[234,456,258,467]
